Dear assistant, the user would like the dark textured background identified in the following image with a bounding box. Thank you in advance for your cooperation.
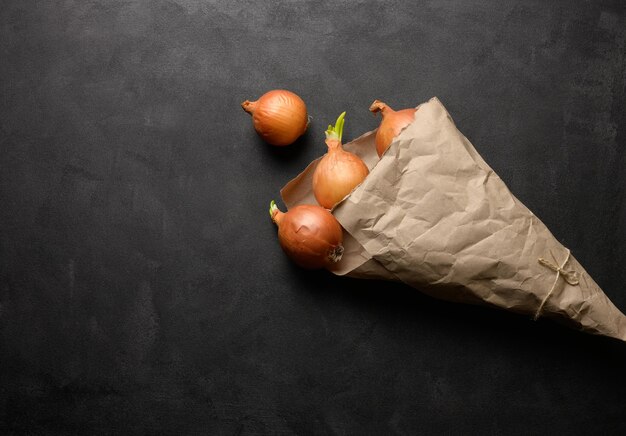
[1,0,625,434]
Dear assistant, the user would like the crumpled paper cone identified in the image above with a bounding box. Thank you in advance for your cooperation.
[281,97,626,342]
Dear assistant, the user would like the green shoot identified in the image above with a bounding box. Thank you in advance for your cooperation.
[269,200,278,218]
[325,111,346,142]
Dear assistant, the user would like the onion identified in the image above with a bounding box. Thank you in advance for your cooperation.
[369,100,416,157]
[312,112,369,209]
[269,200,344,269]
[242,90,309,146]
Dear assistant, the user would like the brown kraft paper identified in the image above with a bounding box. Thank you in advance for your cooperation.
[281,97,626,342]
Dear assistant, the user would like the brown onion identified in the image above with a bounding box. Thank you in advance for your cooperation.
[312,112,369,209]
[242,90,308,146]
[369,100,416,157]
[269,201,344,269]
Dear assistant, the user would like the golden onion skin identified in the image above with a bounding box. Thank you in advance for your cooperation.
[312,139,369,209]
[242,90,308,146]
[270,202,343,270]
[370,100,416,157]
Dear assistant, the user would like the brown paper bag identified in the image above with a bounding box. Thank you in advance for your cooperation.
[281,97,626,342]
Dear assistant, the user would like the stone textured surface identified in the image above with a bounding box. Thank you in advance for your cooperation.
[1,1,625,434]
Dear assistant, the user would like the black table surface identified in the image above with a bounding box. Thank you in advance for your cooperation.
[1,1,625,434]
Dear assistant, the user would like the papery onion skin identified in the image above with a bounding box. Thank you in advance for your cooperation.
[270,201,344,269]
[242,90,308,146]
[312,112,369,209]
[313,141,369,209]
[370,100,416,157]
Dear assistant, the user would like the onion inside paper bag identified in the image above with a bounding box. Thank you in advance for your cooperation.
[281,98,626,342]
